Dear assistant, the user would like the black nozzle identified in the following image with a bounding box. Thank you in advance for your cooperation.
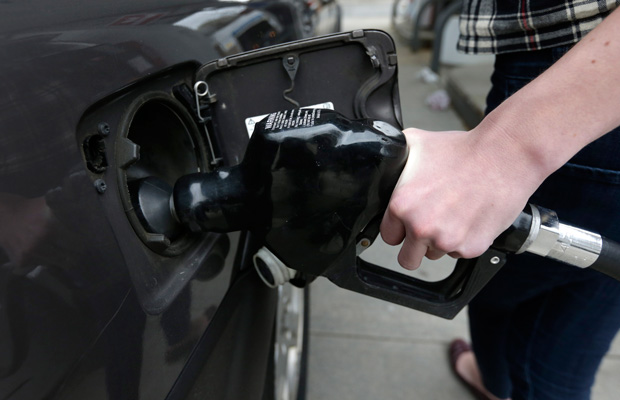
[171,109,408,278]
[172,166,259,233]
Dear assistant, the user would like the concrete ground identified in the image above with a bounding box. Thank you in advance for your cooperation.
[306,1,620,399]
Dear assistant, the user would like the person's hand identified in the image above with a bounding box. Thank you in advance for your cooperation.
[380,8,620,271]
[380,127,541,270]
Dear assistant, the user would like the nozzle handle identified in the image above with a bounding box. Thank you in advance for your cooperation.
[326,204,620,319]
[323,246,505,319]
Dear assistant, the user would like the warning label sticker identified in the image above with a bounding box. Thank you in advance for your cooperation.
[264,108,322,131]
[244,102,334,137]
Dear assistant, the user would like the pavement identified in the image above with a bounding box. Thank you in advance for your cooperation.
[306,1,620,399]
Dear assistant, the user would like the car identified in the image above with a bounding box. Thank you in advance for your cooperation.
[0,1,340,399]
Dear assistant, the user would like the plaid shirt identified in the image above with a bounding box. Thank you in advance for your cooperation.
[458,0,619,54]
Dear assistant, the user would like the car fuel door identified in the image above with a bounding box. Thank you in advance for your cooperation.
[190,29,402,166]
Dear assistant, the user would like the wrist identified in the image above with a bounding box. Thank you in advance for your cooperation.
[472,95,578,189]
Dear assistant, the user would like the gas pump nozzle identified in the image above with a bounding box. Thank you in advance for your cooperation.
[155,109,620,319]
[171,108,411,287]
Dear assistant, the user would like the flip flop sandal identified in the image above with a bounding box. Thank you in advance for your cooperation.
[449,339,494,400]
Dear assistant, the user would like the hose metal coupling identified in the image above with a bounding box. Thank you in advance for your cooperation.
[517,204,602,268]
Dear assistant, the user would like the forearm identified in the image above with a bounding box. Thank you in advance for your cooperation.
[475,7,620,180]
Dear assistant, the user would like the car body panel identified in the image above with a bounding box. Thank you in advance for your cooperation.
[0,1,340,399]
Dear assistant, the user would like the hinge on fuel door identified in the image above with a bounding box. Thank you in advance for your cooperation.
[191,81,223,167]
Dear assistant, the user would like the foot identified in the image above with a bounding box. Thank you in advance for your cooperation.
[449,339,510,400]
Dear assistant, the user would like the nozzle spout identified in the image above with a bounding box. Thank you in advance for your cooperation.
[172,166,258,233]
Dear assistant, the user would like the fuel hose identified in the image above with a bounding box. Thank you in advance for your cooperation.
[591,238,620,281]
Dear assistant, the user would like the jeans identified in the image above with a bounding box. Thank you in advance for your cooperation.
[469,46,620,400]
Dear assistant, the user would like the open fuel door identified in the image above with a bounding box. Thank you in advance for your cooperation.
[191,29,401,165]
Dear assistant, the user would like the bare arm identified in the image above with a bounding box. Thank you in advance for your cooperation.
[380,8,620,270]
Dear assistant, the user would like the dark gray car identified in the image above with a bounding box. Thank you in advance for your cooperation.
[0,1,340,399]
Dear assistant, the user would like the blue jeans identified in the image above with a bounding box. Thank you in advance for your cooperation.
[469,47,620,400]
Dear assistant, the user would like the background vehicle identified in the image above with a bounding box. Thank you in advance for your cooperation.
[391,0,437,42]
[391,0,458,52]
[0,1,340,399]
